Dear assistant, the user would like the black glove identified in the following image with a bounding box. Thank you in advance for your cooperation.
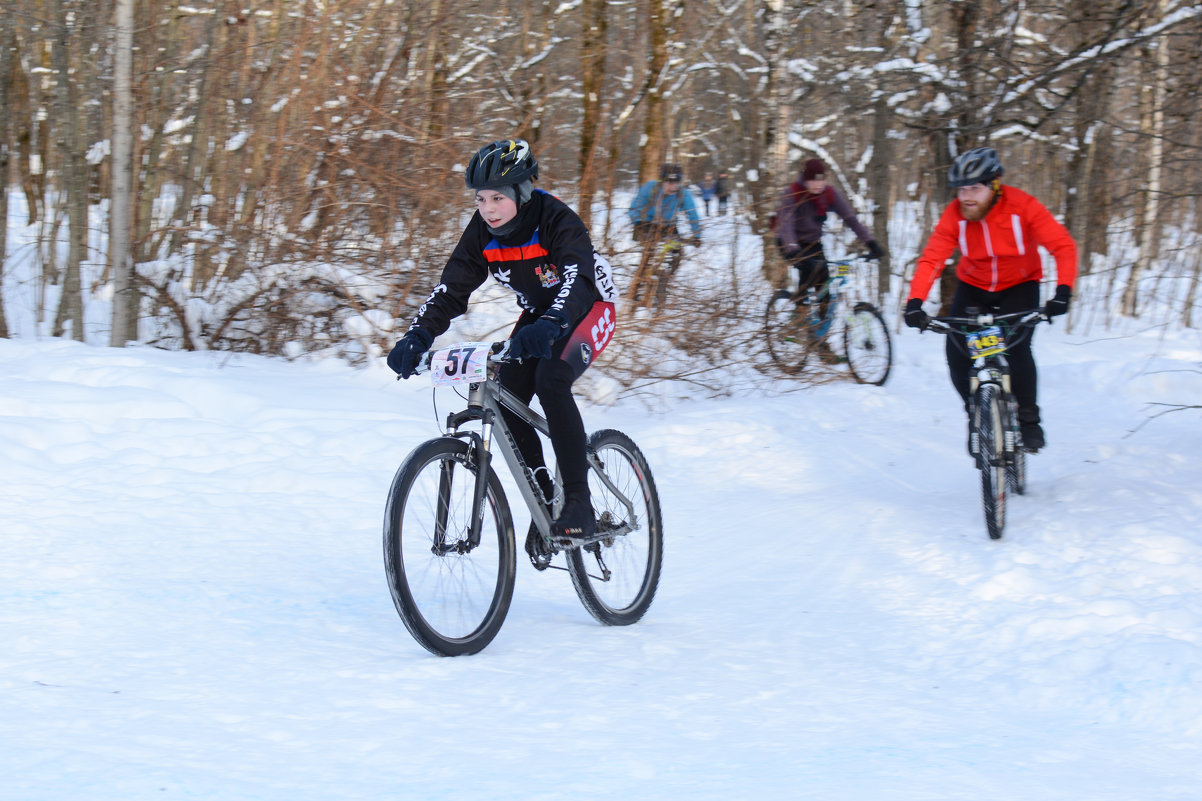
[865,240,884,261]
[387,328,434,378]
[903,298,930,331]
[1044,284,1072,318]
[782,243,802,260]
[510,310,568,360]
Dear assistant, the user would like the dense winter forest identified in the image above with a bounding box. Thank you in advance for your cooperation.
[1,0,1200,383]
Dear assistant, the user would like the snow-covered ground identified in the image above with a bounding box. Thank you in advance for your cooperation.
[3,312,1201,799]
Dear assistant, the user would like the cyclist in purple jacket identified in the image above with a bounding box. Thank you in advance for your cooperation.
[776,158,883,305]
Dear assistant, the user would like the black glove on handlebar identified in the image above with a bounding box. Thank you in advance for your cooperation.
[903,298,930,331]
[510,310,569,361]
[865,240,884,261]
[1044,284,1072,318]
[387,328,434,378]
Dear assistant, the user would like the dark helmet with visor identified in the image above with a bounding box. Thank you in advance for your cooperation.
[660,163,684,182]
[948,147,1004,188]
[465,139,539,190]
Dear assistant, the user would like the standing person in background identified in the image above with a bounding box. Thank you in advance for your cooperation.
[775,157,883,319]
[715,171,731,215]
[902,146,1077,453]
[699,172,717,216]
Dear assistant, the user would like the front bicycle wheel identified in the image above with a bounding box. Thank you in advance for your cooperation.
[842,302,892,385]
[567,429,664,626]
[974,385,1007,540]
[383,437,516,656]
[1004,398,1027,495]
[764,289,813,375]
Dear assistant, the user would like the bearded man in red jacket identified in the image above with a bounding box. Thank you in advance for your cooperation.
[903,147,1078,452]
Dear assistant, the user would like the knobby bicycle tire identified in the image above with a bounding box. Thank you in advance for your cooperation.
[974,385,1007,540]
[383,437,516,656]
[842,302,893,385]
[1004,398,1027,496]
[566,429,664,626]
[764,289,814,374]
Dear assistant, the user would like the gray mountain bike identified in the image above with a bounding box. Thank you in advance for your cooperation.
[384,340,663,656]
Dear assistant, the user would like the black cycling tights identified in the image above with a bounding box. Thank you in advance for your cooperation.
[945,280,1040,413]
[497,346,589,501]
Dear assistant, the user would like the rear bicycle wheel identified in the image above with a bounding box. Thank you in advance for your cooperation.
[567,429,664,626]
[842,302,892,385]
[974,385,1007,540]
[764,289,813,374]
[652,246,683,308]
[383,437,516,656]
[1003,397,1027,495]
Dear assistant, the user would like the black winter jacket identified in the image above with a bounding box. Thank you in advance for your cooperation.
[409,190,616,336]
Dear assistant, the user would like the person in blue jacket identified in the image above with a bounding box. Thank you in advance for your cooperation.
[627,164,703,303]
[386,139,618,553]
[628,163,703,245]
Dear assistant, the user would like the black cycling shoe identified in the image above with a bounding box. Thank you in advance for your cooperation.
[550,497,596,543]
[1021,422,1045,452]
[524,470,557,568]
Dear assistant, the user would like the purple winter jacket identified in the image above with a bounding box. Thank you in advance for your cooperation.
[776,181,872,249]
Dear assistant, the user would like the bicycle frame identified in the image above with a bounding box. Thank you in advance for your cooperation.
[928,309,1044,457]
[433,355,639,550]
[791,258,855,337]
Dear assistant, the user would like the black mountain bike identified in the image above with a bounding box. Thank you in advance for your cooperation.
[926,309,1046,540]
[631,228,690,309]
[383,340,664,656]
[764,254,892,385]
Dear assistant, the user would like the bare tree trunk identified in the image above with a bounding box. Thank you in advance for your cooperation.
[759,0,791,286]
[50,2,86,341]
[109,0,136,346]
[576,0,608,230]
[0,2,13,338]
[1123,0,1170,317]
[868,95,892,305]
[639,0,671,179]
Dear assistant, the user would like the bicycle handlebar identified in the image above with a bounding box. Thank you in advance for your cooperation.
[925,309,1046,335]
[924,309,1046,360]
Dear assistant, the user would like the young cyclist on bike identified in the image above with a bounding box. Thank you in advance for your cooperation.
[902,147,1077,452]
[775,158,883,361]
[386,139,618,547]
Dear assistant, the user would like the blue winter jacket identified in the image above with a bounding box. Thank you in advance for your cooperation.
[628,180,703,237]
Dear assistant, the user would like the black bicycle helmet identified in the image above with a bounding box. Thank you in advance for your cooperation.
[464,139,539,190]
[948,147,1004,187]
[660,163,683,182]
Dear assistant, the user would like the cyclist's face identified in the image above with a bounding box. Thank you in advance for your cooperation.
[476,189,518,228]
[957,183,994,220]
[803,178,827,194]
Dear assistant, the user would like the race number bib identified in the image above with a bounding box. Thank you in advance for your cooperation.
[429,343,491,386]
[966,326,1005,358]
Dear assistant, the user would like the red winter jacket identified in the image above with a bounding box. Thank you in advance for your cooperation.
[908,186,1078,300]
